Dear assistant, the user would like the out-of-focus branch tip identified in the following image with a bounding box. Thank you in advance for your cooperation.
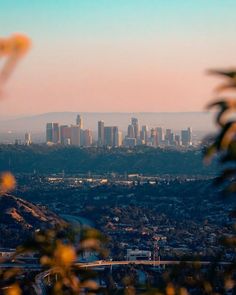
[0,34,31,94]
[0,172,16,194]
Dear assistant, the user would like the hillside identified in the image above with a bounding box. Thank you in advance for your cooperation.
[0,145,218,176]
[0,194,66,247]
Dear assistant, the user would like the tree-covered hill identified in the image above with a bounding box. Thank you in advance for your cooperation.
[0,145,217,176]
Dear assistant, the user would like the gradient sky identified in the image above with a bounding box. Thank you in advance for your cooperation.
[0,0,236,117]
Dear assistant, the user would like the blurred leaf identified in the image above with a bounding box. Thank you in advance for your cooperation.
[207,99,236,126]
[208,69,236,79]
[0,172,16,194]
[3,283,22,295]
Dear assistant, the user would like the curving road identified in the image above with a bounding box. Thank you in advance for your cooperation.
[33,259,231,294]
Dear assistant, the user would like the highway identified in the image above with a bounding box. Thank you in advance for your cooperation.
[0,260,231,295]
[33,260,231,295]
[0,259,231,270]
[77,260,231,268]
[0,262,42,269]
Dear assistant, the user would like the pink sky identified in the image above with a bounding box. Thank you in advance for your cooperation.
[0,1,235,117]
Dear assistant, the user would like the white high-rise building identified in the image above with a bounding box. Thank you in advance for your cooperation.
[114,127,122,147]
[140,125,148,144]
[25,133,32,145]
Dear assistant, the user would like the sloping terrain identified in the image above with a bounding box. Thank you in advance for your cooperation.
[0,194,66,247]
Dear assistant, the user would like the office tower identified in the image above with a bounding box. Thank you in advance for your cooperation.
[150,128,158,147]
[104,126,114,147]
[165,128,174,145]
[175,134,181,146]
[140,125,148,144]
[60,125,71,145]
[15,139,21,145]
[124,137,136,148]
[83,129,93,146]
[131,117,139,139]
[165,129,172,140]
[25,132,32,145]
[181,127,192,146]
[156,127,163,145]
[118,131,123,146]
[53,123,60,143]
[46,123,60,144]
[70,125,81,146]
[127,124,135,138]
[113,126,122,147]
[76,114,83,129]
[46,123,53,143]
[113,126,118,147]
[188,127,192,145]
[98,120,105,147]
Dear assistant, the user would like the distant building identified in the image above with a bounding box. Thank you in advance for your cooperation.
[126,249,152,261]
[140,125,148,144]
[98,121,105,147]
[156,127,163,145]
[46,123,53,143]
[104,126,114,147]
[76,114,83,129]
[100,125,121,147]
[124,137,136,148]
[165,128,174,145]
[127,124,135,139]
[70,125,81,146]
[44,115,193,149]
[181,127,192,146]
[118,131,123,146]
[83,129,93,146]
[131,117,139,139]
[60,125,71,145]
[174,134,181,146]
[114,128,122,147]
[150,128,158,147]
[14,139,21,145]
[46,123,60,144]
[25,132,32,145]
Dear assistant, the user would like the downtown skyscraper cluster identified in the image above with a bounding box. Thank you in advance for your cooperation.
[98,117,192,148]
[46,115,192,148]
[46,115,92,147]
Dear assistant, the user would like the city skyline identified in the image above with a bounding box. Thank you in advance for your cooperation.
[0,1,236,116]
[45,114,193,148]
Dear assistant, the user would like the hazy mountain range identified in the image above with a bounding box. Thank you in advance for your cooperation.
[0,112,216,143]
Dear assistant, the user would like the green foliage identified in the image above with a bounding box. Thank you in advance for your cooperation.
[0,145,216,176]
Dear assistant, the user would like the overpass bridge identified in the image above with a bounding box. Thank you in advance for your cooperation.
[33,260,231,295]
[0,260,231,295]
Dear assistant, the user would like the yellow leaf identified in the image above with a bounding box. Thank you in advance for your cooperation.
[166,283,175,295]
[4,284,22,295]
[54,242,76,267]
[0,172,16,193]
[180,287,188,295]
